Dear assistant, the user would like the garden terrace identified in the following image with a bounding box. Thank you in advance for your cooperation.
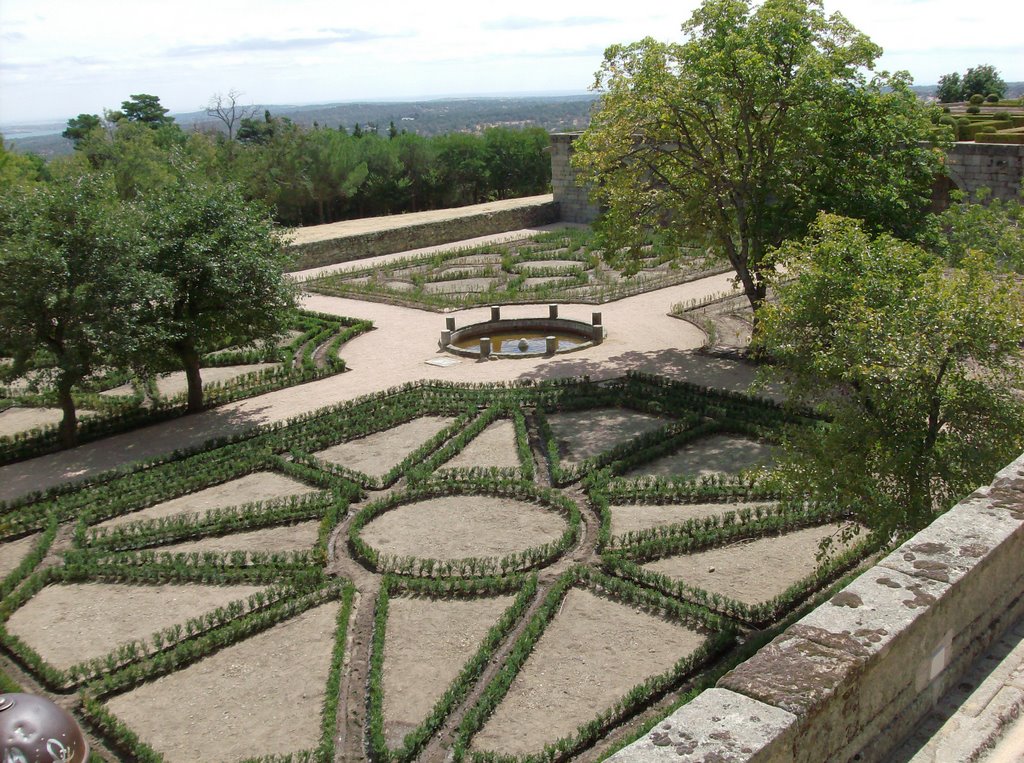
[0,375,873,762]
[303,228,730,311]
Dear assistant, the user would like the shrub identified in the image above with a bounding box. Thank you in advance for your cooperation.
[966,105,981,114]
[986,93,999,102]
[969,93,985,105]
[942,106,951,113]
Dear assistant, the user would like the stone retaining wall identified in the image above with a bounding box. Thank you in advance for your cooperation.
[286,196,560,271]
[551,133,1024,221]
[550,133,601,223]
[610,452,1024,762]
[945,142,1024,201]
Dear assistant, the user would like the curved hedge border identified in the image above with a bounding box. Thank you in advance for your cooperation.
[349,478,580,578]
[0,312,372,466]
[368,574,538,762]
[452,566,734,762]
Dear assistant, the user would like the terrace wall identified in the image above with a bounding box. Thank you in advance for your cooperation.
[609,451,1024,762]
[286,195,560,271]
[550,133,1024,221]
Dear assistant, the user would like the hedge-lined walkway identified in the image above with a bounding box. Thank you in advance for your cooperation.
[0,258,757,503]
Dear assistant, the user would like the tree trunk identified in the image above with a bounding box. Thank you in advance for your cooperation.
[177,344,205,413]
[56,379,78,448]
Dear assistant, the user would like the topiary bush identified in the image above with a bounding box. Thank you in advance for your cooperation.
[966,105,981,114]
[986,93,1000,103]
[969,93,985,105]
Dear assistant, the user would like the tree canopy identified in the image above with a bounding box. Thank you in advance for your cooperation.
[572,0,943,316]
[755,214,1024,536]
[935,64,1007,102]
[0,174,150,445]
[138,179,297,412]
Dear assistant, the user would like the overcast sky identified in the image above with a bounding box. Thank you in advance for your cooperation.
[1,0,1021,125]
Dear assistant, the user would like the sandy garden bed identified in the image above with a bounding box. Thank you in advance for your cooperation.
[623,433,776,478]
[547,408,668,465]
[100,363,280,399]
[610,501,777,539]
[422,278,499,294]
[383,594,513,746]
[94,471,321,531]
[106,600,339,762]
[360,495,566,560]
[156,520,321,556]
[440,420,521,470]
[471,588,705,755]
[0,533,39,578]
[642,523,852,606]
[5,582,264,669]
[314,416,454,477]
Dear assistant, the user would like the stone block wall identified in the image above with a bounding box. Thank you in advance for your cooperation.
[287,196,560,271]
[550,133,601,224]
[946,142,1024,201]
[610,452,1024,763]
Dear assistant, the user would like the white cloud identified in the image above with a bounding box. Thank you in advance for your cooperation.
[1,0,1021,123]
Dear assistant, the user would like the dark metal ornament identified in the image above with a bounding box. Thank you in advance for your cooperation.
[0,694,89,763]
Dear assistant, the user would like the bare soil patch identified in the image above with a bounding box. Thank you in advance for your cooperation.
[643,523,852,606]
[155,363,281,398]
[472,588,704,756]
[361,496,567,560]
[442,420,520,470]
[95,471,321,531]
[610,501,777,539]
[156,520,320,556]
[423,278,499,294]
[0,533,38,578]
[547,409,668,465]
[106,601,339,763]
[383,594,513,747]
[623,434,775,478]
[314,416,455,477]
[6,582,263,669]
[0,407,95,438]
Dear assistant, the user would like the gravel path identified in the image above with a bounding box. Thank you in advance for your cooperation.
[0,252,758,503]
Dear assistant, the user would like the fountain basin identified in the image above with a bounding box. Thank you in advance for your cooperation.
[441,311,603,359]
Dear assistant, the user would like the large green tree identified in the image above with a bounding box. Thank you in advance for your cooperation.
[962,64,1007,100]
[0,174,148,446]
[139,179,297,412]
[572,0,943,317]
[755,214,1024,536]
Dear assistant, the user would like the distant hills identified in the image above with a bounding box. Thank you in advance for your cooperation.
[2,94,601,158]
[6,84,1022,159]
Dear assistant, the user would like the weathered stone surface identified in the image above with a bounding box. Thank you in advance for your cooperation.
[879,496,1023,586]
[718,632,860,716]
[606,689,796,763]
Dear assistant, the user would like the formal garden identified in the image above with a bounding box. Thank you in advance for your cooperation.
[0,371,880,761]
[303,228,729,310]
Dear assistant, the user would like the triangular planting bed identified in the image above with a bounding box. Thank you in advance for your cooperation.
[104,600,341,762]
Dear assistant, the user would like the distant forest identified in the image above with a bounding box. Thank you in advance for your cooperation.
[4,94,594,227]
[6,94,600,158]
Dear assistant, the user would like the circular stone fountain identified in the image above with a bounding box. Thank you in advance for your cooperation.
[440,305,604,359]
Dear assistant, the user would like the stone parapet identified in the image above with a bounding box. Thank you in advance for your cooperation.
[609,452,1024,762]
[286,196,559,271]
[550,133,601,224]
